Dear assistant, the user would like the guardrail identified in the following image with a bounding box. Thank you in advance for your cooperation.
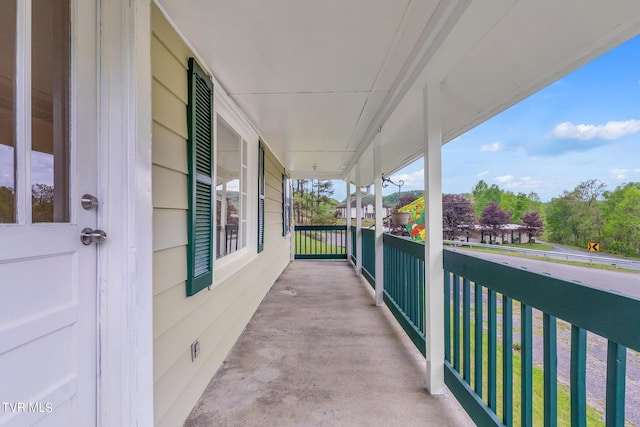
[444,240,640,269]
[443,249,640,426]
[294,225,347,259]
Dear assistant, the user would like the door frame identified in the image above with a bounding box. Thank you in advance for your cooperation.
[96,0,154,425]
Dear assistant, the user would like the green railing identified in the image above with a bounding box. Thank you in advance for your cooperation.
[383,234,426,355]
[361,228,375,287]
[443,249,640,427]
[294,225,347,259]
[350,226,356,264]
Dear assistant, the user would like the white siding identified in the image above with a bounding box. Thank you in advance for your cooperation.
[151,5,290,426]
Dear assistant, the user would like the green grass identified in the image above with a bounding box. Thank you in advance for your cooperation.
[295,232,345,255]
[450,307,605,426]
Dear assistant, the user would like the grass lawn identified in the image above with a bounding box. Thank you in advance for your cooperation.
[295,231,345,255]
[451,307,604,426]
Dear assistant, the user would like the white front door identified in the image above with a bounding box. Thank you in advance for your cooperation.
[0,0,99,425]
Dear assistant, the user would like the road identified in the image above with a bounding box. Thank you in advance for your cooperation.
[451,247,640,298]
[539,240,640,271]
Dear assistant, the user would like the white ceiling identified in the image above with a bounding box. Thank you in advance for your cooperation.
[159,0,640,185]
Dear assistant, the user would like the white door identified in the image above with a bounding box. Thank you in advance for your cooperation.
[0,0,99,425]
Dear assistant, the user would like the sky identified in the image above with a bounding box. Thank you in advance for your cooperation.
[333,34,640,203]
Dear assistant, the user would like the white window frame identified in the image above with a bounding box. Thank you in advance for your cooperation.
[212,91,258,285]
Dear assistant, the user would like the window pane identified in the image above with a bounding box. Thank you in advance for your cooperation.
[216,117,243,258]
[32,0,70,222]
[0,0,16,223]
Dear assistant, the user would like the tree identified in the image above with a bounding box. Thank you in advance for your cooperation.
[394,193,418,211]
[480,202,511,243]
[472,180,502,217]
[602,183,640,256]
[32,183,54,223]
[545,180,606,247]
[0,186,15,223]
[442,194,475,240]
[520,211,544,244]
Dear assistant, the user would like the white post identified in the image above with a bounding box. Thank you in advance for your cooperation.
[346,180,352,262]
[373,134,384,306]
[355,164,363,275]
[423,83,445,394]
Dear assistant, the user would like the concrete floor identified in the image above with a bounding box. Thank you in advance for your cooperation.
[185,261,473,427]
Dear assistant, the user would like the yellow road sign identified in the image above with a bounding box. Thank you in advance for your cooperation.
[587,242,600,252]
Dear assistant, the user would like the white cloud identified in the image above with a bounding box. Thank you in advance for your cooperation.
[494,175,514,183]
[481,142,501,152]
[610,168,629,179]
[634,168,640,173]
[476,171,489,177]
[552,119,640,140]
[391,169,424,188]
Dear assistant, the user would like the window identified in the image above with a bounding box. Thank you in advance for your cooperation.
[257,142,265,253]
[0,0,70,224]
[282,175,291,236]
[186,57,214,297]
[216,116,246,258]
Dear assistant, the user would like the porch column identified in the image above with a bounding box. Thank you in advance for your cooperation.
[423,82,445,394]
[355,164,363,275]
[373,133,384,306]
[346,180,352,261]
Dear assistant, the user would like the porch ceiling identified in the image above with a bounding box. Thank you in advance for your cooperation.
[158,0,640,185]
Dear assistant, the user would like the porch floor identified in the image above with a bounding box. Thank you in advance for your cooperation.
[185,261,472,427]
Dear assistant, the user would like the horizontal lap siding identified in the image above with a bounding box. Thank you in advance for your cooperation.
[151,5,290,427]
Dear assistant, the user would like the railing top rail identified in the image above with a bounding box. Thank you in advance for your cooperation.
[294,225,347,231]
[444,249,640,352]
[361,228,375,236]
[383,233,424,260]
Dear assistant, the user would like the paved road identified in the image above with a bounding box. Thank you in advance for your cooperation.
[451,247,640,298]
[539,240,640,271]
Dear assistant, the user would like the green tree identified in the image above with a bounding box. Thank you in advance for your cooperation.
[0,186,15,223]
[471,180,502,217]
[602,183,640,256]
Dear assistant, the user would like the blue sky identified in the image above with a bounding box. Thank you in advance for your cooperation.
[334,34,640,202]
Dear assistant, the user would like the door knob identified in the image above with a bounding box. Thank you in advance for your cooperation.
[80,228,107,245]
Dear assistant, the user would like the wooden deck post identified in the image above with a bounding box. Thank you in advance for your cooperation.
[355,163,363,275]
[346,180,352,261]
[374,132,384,306]
[423,82,445,394]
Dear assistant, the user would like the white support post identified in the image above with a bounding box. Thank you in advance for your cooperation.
[423,83,445,394]
[355,164,363,275]
[373,134,384,306]
[346,180,352,261]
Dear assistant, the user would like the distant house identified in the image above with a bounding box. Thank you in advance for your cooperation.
[336,200,392,219]
[454,224,533,244]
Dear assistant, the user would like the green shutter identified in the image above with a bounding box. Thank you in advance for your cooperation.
[186,57,214,296]
[258,143,265,253]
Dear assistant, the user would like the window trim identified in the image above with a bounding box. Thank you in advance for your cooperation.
[257,142,265,253]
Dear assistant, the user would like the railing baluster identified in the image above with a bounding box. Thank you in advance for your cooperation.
[521,303,533,427]
[503,296,513,426]
[543,314,557,427]
[488,289,497,411]
[571,326,587,427]
[474,283,483,396]
[453,275,461,371]
[606,341,626,427]
[444,272,451,362]
[463,278,471,384]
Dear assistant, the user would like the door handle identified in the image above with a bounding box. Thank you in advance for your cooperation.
[80,228,107,246]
